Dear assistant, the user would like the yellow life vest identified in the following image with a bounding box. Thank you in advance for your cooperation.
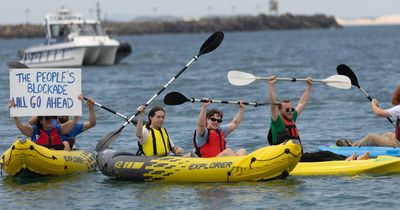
[140,126,172,156]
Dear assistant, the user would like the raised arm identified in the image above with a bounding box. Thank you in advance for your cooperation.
[371,99,392,117]
[136,105,146,144]
[79,95,96,131]
[227,101,245,133]
[8,100,33,137]
[60,116,79,135]
[295,77,313,115]
[269,76,279,122]
[197,99,210,136]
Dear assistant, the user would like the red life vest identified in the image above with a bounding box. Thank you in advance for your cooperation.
[271,117,300,145]
[193,129,226,157]
[35,128,65,150]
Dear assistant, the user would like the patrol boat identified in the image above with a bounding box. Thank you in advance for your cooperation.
[19,4,130,67]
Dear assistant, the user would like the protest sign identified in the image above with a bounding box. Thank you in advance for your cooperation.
[9,68,82,117]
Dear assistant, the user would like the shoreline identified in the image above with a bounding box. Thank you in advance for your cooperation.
[0,13,341,38]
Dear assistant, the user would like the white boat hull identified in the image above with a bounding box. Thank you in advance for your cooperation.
[95,45,119,65]
[83,46,101,65]
[21,47,87,68]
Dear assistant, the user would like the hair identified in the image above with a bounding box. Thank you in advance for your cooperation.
[57,116,69,124]
[146,107,165,127]
[37,116,53,130]
[206,109,223,119]
[278,99,291,109]
[392,86,400,105]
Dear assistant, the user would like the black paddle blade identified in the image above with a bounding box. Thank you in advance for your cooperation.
[164,91,189,105]
[96,127,122,152]
[337,64,360,88]
[7,61,28,69]
[198,31,224,56]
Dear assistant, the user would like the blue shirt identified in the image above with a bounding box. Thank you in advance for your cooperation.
[49,119,84,141]
[61,123,84,141]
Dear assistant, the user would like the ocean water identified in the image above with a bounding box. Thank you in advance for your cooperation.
[1,26,400,209]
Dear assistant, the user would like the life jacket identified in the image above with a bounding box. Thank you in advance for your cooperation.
[267,116,300,145]
[137,126,172,156]
[193,129,226,158]
[396,118,400,141]
[35,128,65,150]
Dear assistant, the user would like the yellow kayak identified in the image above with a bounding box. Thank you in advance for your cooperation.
[0,138,96,177]
[291,156,400,176]
[97,140,302,182]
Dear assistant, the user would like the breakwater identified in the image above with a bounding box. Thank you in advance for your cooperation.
[0,13,340,38]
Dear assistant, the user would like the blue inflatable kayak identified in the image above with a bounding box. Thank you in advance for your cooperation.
[319,145,400,157]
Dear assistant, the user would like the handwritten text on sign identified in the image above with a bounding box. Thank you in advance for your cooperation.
[9,68,82,117]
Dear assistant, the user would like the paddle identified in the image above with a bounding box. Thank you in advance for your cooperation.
[95,31,225,152]
[227,70,351,89]
[82,96,143,125]
[163,91,269,107]
[337,64,395,127]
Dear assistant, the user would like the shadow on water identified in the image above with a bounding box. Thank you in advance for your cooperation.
[95,176,304,208]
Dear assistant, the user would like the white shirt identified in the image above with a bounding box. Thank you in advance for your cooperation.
[387,105,400,118]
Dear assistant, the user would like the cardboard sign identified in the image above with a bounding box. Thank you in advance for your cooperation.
[9,68,82,117]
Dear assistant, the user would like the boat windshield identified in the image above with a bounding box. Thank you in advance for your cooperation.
[49,23,105,38]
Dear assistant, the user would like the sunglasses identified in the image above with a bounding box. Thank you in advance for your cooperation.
[209,118,223,123]
[284,107,295,113]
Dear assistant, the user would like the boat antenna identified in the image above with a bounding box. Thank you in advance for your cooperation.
[96,2,101,21]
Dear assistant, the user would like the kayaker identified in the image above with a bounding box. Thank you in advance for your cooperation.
[7,100,79,150]
[336,85,400,147]
[26,95,97,150]
[267,76,369,161]
[135,106,184,156]
[193,99,247,157]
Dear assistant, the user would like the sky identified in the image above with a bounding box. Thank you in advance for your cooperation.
[0,0,400,24]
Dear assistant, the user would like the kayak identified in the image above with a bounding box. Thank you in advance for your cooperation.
[97,140,302,182]
[291,155,400,176]
[0,138,97,178]
[319,145,400,157]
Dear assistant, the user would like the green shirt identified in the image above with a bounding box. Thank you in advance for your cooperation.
[269,110,298,145]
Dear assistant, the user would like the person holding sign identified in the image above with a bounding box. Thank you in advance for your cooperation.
[135,106,184,156]
[27,95,97,150]
[8,100,79,150]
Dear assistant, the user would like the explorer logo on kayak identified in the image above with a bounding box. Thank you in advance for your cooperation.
[64,156,84,163]
[114,161,144,169]
[188,162,232,170]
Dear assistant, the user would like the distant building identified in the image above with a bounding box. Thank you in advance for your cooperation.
[269,0,278,15]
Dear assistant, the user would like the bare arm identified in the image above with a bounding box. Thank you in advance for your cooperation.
[196,100,210,136]
[295,77,313,115]
[60,117,79,135]
[81,96,96,131]
[28,116,38,125]
[136,105,146,144]
[371,99,392,117]
[269,76,279,122]
[13,117,34,137]
[8,100,33,137]
[227,101,245,133]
